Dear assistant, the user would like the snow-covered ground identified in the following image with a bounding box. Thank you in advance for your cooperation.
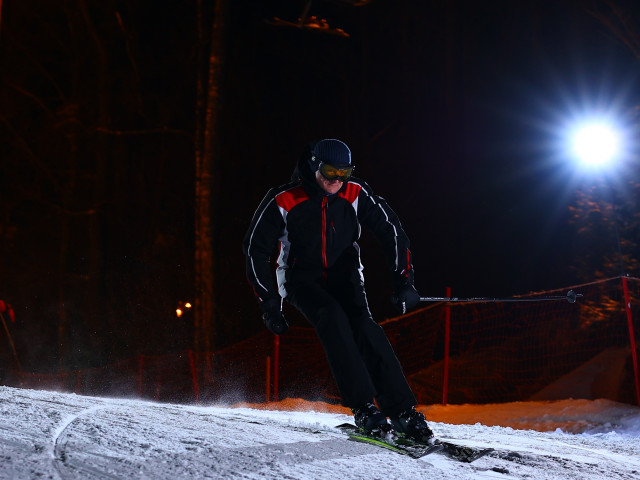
[1,385,639,479]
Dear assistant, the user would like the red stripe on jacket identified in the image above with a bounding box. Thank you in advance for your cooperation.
[275,186,310,212]
[338,182,361,203]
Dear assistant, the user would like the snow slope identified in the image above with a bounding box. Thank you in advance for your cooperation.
[1,385,639,479]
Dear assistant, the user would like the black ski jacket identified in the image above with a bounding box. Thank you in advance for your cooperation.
[243,154,415,311]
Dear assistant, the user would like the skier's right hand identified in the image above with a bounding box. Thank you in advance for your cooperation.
[262,309,289,335]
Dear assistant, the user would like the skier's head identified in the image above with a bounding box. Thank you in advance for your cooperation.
[309,139,354,183]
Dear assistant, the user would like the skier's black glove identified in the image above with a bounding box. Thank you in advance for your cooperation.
[262,310,289,335]
[392,283,421,314]
[260,299,289,335]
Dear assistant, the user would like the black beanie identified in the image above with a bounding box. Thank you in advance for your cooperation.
[310,139,352,171]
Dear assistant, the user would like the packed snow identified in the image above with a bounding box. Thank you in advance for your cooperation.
[1,385,639,479]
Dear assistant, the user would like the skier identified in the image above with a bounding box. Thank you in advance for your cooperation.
[243,138,434,443]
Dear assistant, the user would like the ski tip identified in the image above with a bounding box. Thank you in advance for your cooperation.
[441,442,494,463]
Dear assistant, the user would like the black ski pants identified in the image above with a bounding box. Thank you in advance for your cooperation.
[286,276,416,417]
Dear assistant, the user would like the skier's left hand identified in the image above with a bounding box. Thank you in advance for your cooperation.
[392,283,420,314]
[262,309,289,335]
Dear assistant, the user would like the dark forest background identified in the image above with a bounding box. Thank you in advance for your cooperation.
[1,0,640,374]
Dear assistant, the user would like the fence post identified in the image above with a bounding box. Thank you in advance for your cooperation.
[0,311,22,372]
[266,356,271,402]
[622,277,640,406]
[442,287,451,406]
[273,335,280,402]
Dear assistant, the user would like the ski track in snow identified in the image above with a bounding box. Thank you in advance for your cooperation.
[1,386,640,480]
[51,404,110,458]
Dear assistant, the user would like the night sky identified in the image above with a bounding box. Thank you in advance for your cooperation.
[237,0,640,299]
[2,0,640,367]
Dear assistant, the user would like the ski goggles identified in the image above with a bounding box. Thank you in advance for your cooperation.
[318,162,354,181]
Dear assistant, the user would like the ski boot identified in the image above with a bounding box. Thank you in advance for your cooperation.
[390,406,436,445]
[351,402,396,442]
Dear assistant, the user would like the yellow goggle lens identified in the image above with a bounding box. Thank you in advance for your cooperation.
[319,163,353,181]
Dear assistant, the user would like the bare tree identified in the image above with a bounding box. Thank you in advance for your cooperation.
[580,0,640,60]
[1,1,197,370]
[194,0,227,353]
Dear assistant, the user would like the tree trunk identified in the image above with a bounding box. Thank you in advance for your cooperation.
[194,0,226,353]
[56,0,110,369]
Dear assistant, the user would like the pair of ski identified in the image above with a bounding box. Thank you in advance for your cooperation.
[336,423,493,462]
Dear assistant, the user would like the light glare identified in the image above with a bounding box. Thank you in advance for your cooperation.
[572,124,619,168]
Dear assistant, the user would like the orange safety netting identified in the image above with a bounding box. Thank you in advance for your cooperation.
[10,277,640,406]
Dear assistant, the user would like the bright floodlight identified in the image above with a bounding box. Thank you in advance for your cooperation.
[571,124,619,168]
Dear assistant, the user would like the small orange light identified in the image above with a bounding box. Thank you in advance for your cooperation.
[184,302,192,309]
[176,308,183,317]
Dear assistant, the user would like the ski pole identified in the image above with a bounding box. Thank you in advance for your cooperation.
[419,290,582,304]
